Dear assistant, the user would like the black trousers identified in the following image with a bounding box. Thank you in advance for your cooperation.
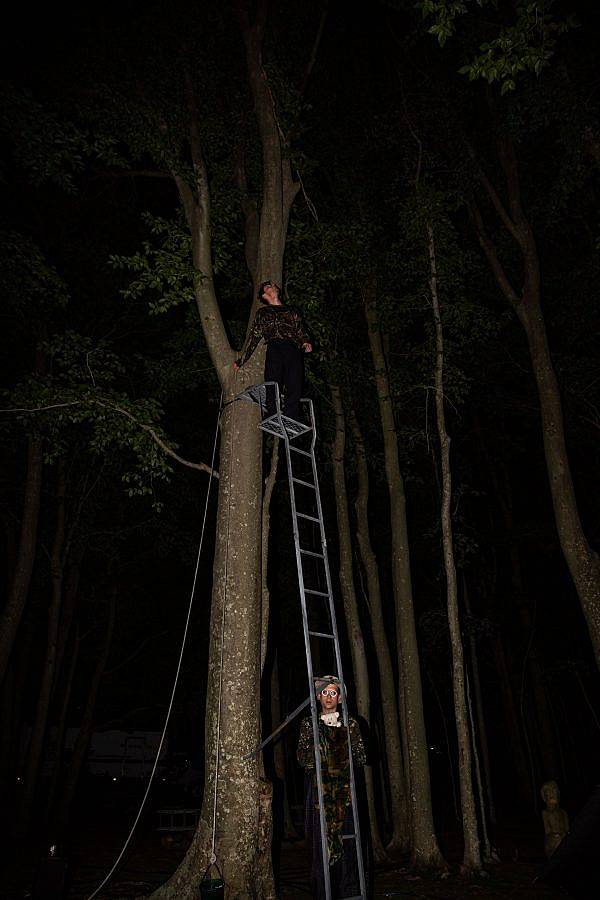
[264,339,304,421]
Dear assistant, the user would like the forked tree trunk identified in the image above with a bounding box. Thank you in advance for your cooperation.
[363,276,445,870]
[0,437,44,688]
[471,134,600,668]
[153,7,298,896]
[428,224,482,873]
[330,385,387,862]
[348,403,410,856]
[18,461,67,834]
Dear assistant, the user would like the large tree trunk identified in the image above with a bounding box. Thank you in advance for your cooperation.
[18,462,67,834]
[0,437,44,688]
[153,8,298,896]
[363,276,445,870]
[471,134,600,668]
[348,402,410,856]
[330,384,387,862]
[428,225,482,873]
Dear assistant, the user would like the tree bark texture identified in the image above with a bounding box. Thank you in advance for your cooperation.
[0,437,44,688]
[349,403,410,855]
[330,384,387,862]
[363,276,445,869]
[470,134,600,669]
[463,580,496,827]
[153,8,298,896]
[428,225,482,872]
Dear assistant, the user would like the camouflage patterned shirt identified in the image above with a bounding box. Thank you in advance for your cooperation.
[237,305,310,366]
[297,715,366,865]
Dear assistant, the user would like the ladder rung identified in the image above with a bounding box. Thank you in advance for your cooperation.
[292,477,316,489]
[300,549,325,559]
[342,833,356,840]
[304,588,330,598]
[296,512,320,524]
[344,896,363,899]
[289,445,313,458]
[309,630,335,640]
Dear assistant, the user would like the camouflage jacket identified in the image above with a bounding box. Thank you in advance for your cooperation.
[237,305,309,366]
[297,715,365,865]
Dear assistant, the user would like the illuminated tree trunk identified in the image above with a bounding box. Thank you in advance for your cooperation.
[363,275,445,870]
[152,6,299,897]
[471,133,600,669]
[348,403,410,856]
[330,384,387,862]
[428,223,482,872]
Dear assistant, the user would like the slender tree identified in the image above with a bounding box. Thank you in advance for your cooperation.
[349,403,410,855]
[428,223,482,873]
[363,275,446,870]
[330,383,387,861]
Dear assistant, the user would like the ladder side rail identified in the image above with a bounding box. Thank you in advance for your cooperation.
[282,427,332,900]
[307,417,368,900]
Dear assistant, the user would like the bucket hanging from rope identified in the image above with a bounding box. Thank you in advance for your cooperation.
[200,857,225,900]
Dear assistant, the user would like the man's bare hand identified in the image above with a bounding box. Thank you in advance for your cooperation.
[303,343,313,353]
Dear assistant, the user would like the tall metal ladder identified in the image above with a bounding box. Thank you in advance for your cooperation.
[235,381,367,900]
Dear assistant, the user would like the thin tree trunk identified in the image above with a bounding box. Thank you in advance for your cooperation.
[463,579,496,826]
[490,632,534,803]
[330,384,387,862]
[18,461,67,834]
[56,590,116,829]
[484,450,560,782]
[0,438,44,688]
[363,276,445,869]
[470,134,600,668]
[348,403,409,855]
[46,625,80,822]
[465,671,492,862]
[428,224,481,873]
[271,656,297,840]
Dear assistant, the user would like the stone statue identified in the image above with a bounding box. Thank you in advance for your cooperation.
[541,780,569,858]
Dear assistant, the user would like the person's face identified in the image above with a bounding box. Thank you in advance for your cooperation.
[318,684,340,713]
[262,283,280,304]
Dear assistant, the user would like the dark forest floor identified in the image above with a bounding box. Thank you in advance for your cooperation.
[1,819,568,900]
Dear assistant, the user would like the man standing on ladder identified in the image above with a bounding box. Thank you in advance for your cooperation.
[297,676,366,899]
[233,280,312,421]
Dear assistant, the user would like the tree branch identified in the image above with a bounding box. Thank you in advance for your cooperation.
[464,137,520,242]
[469,201,522,310]
[1,399,218,478]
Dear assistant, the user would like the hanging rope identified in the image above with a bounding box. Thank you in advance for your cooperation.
[85,390,224,900]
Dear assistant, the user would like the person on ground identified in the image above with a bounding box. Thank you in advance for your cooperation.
[297,675,366,899]
[233,280,312,422]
